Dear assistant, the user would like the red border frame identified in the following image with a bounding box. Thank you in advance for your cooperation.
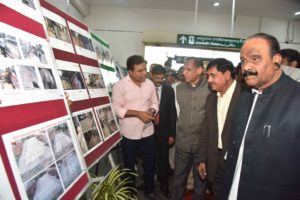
[0,3,46,39]
[85,132,122,167]
[53,48,99,67]
[60,173,89,200]
[0,99,67,135]
[70,97,110,113]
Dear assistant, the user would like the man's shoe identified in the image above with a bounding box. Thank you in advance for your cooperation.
[160,185,170,198]
[144,192,160,200]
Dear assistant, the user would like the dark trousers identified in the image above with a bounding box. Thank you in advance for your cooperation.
[172,147,205,200]
[155,135,169,188]
[211,150,225,200]
[122,134,156,194]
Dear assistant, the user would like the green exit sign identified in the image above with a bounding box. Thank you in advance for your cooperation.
[177,34,245,49]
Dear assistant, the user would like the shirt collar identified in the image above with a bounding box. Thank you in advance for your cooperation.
[252,71,286,95]
[217,80,237,97]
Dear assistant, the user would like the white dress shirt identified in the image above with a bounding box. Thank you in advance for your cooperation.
[217,80,236,149]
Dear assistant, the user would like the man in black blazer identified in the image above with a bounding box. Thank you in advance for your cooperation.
[198,58,242,199]
[151,64,177,198]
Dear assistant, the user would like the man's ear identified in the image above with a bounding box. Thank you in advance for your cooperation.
[196,67,204,75]
[224,70,231,80]
[273,53,282,68]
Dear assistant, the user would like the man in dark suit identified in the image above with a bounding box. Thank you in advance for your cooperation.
[150,64,177,198]
[220,33,300,200]
[198,58,242,199]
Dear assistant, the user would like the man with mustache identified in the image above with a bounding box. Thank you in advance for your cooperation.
[198,58,242,199]
[221,33,300,200]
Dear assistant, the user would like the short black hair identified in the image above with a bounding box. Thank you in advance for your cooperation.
[207,58,235,79]
[151,64,166,75]
[185,57,203,68]
[280,49,300,68]
[126,55,146,71]
[247,33,280,58]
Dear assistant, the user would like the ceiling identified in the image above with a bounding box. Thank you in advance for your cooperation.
[86,0,300,21]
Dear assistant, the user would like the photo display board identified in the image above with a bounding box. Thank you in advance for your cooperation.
[40,0,121,169]
[2,117,86,200]
[0,0,122,199]
[0,1,122,198]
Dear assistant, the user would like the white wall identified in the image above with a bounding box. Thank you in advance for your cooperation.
[82,6,300,66]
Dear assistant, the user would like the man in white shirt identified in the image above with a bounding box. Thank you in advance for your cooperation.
[198,58,242,199]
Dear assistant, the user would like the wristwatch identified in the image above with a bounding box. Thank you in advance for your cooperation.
[149,108,156,115]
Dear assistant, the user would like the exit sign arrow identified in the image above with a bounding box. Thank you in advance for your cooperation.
[179,35,187,44]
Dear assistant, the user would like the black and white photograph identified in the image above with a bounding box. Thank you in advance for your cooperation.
[57,150,82,188]
[24,165,63,200]
[83,72,106,89]
[18,65,41,90]
[19,39,47,64]
[48,123,74,160]
[96,105,118,138]
[22,0,36,10]
[58,70,85,90]
[0,64,20,90]
[38,67,57,89]
[0,32,21,59]
[70,30,94,52]
[12,131,54,182]
[44,17,72,43]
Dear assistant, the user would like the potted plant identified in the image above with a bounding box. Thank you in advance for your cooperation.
[91,165,137,200]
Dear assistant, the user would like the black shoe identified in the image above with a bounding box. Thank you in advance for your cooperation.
[160,185,170,198]
[144,192,160,200]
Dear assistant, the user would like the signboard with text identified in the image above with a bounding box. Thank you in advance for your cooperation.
[177,34,245,49]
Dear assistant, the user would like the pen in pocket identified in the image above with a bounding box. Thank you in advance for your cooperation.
[263,125,271,138]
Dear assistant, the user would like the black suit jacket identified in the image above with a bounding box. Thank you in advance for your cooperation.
[221,74,300,200]
[155,82,177,142]
[199,82,242,182]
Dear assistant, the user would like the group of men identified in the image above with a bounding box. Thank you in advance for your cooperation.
[112,32,300,200]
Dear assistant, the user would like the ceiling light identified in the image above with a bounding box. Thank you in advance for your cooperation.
[295,11,300,16]
[214,2,220,7]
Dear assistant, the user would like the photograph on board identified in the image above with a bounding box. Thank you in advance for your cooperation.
[58,69,85,90]
[38,67,57,89]
[0,64,20,90]
[19,39,47,64]
[57,150,82,188]
[12,131,54,182]
[0,32,21,59]
[44,17,72,44]
[83,72,105,89]
[24,164,63,200]
[96,105,118,139]
[18,65,41,90]
[70,30,94,52]
[47,123,74,160]
[72,111,102,154]
[22,0,36,10]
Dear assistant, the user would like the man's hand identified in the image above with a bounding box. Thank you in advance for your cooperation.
[137,111,155,123]
[198,162,207,179]
[168,136,175,145]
